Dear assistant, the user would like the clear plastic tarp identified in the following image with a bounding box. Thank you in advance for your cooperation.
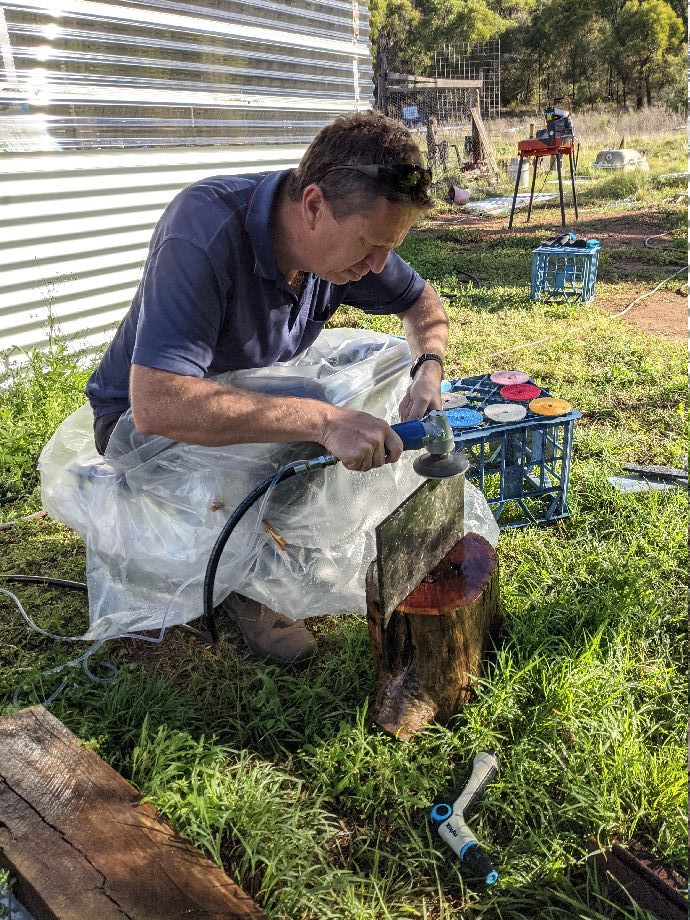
[40,329,498,641]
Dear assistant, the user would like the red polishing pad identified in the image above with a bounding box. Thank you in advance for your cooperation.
[500,383,542,401]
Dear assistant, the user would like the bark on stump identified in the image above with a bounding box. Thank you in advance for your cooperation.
[366,532,499,741]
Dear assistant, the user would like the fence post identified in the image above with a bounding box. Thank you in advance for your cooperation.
[377,48,389,114]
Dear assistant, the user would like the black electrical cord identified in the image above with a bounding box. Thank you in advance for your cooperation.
[0,575,87,591]
[203,461,307,643]
[456,268,482,287]
[1,461,318,647]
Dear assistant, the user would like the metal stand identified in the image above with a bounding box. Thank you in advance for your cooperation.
[568,148,579,220]
[508,142,578,229]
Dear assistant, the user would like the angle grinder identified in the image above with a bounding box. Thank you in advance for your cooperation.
[294,409,469,479]
[393,410,469,478]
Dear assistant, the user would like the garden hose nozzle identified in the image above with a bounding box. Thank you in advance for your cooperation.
[429,751,499,885]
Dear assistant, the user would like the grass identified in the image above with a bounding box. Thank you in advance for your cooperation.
[0,120,687,917]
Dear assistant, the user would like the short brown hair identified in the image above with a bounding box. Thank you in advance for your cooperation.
[286,111,431,218]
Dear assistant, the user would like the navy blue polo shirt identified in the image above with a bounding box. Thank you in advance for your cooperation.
[85,169,425,418]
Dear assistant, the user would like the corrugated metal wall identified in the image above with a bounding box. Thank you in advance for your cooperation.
[0,0,373,367]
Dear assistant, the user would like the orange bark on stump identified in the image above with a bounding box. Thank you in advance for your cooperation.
[366,532,500,741]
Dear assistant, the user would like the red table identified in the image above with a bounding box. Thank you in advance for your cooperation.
[508,136,578,229]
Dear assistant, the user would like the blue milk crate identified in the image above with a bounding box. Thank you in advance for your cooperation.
[530,240,600,303]
[444,375,581,529]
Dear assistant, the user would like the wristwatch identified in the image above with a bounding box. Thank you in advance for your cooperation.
[410,353,444,379]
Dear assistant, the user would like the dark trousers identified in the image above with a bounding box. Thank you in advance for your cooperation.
[93,411,123,455]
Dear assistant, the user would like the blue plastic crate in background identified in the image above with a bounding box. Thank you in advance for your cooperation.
[445,374,582,529]
[530,240,600,303]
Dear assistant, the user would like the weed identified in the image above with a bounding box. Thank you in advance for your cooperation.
[0,345,93,502]
[581,171,650,204]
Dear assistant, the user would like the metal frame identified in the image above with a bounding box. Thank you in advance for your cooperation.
[433,40,501,119]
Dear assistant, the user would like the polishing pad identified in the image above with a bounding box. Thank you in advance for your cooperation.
[490,370,530,385]
[484,403,528,423]
[528,397,573,416]
[413,450,469,479]
[500,383,542,401]
[442,391,469,409]
[446,407,484,428]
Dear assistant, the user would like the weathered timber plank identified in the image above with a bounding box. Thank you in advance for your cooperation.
[470,106,499,176]
[588,841,687,920]
[0,706,265,920]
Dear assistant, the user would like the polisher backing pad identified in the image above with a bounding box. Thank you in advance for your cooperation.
[484,403,528,423]
[446,407,484,428]
[500,383,542,401]
[528,396,573,416]
[442,391,469,409]
[490,370,530,385]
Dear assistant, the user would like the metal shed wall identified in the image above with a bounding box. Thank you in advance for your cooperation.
[0,0,372,366]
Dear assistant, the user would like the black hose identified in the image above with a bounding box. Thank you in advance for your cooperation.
[456,269,481,287]
[0,575,87,591]
[203,463,303,642]
[4,461,327,645]
[442,269,484,300]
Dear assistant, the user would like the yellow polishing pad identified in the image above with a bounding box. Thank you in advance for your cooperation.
[528,397,573,417]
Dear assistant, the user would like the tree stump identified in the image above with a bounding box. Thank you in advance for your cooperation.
[366,532,499,741]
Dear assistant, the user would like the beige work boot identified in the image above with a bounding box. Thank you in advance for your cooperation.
[221,592,317,667]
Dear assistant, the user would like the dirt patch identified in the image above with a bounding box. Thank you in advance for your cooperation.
[598,288,687,339]
[425,204,687,339]
[428,204,671,243]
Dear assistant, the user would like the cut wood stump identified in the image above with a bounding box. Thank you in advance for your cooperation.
[366,532,499,741]
[0,705,266,920]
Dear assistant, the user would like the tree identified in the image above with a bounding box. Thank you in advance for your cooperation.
[610,0,685,107]
[369,0,427,76]
[417,0,503,47]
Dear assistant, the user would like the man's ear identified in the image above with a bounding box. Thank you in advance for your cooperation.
[302,183,329,230]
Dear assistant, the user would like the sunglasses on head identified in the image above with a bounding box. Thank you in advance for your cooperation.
[321,163,432,196]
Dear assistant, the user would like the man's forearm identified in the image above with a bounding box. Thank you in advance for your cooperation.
[397,281,449,361]
[129,364,404,473]
[130,364,338,447]
[395,281,448,421]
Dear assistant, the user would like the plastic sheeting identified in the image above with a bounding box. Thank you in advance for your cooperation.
[40,329,499,641]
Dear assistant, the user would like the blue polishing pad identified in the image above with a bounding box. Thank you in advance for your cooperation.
[446,407,484,429]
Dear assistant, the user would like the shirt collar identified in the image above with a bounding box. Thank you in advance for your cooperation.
[245,169,291,281]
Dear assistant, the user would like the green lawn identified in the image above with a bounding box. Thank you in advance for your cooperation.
[0,143,687,917]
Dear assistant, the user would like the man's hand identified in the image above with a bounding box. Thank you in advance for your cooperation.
[398,360,443,421]
[319,407,404,472]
